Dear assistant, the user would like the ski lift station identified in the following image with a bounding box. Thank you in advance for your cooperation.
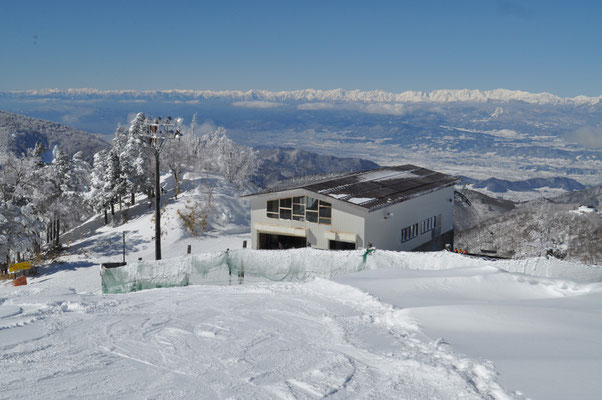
[244,165,459,251]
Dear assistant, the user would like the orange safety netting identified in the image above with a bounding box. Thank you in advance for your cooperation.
[13,275,27,286]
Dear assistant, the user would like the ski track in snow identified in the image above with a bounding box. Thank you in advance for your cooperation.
[1,274,512,399]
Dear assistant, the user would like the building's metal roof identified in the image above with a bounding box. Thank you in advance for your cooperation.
[245,165,459,211]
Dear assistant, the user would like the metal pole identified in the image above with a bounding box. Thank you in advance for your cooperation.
[155,149,161,260]
[122,231,126,263]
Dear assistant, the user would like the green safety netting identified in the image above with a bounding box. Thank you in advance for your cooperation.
[101,248,377,294]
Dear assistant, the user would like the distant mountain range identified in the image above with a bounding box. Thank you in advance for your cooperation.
[0,87,599,200]
[460,176,587,194]
[0,110,109,161]
[2,88,600,106]
[455,186,601,264]
[254,147,379,188]
[0,109,379,183]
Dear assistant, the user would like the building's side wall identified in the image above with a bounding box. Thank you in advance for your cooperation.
[250,191,367,250]
[364,186,455,251]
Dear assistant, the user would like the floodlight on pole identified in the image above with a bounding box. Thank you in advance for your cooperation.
[141,115,184,261]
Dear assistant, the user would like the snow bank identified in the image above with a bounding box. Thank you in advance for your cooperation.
[101,248,602,293]
[366,250,602,282]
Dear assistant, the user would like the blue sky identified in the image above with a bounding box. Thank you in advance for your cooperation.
[1,0,600,96]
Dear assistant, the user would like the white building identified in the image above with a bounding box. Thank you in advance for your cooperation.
[244,165,458,251]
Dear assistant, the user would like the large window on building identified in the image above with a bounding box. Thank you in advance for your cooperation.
[266,196,331,225]
[401,223,419,243]
[293,197,305,221]
[279,198,292,220]
[319,201,332,224]
[306,197,318,223]
[421,216,436,234]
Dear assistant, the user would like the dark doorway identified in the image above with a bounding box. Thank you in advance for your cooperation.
[258,233,307,250]
[329,240,356,250]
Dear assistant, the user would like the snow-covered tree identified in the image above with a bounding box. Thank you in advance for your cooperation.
[0,200,44,263]
[34,146,93,243]
[119,113,153,203]
[0,146,40,203]
[89,149,111,224]
[104,149,126,215]
[161,135,191,199]
[190,127,260,188]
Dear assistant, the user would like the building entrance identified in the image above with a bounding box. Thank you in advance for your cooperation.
[258,233,307,250]
[329,240,356,250]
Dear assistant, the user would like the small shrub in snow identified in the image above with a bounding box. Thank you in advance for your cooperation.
[177,200,208,236]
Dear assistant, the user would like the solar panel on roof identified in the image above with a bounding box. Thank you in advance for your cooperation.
[244,164,458,210]
[411,168,433,176]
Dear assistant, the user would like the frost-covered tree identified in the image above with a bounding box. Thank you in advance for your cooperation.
[119,113,153,203]
[88,148,126,223]
[36,146,92,243]
[89,149,111,224]
[0,146,40,203]
[161,135,191,199]
[191,127,260,188]
[0,141,91,254]
[0,200,44,263]
[104,149,126,216]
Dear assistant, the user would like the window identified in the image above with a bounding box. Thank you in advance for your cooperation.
[420,216,436,234]
[279,198,292,220]
[319,200,332,225]
[293,196,305,221]
[401,223,419,243]
[266,196,331,224]
[306,196,319,222]
[267,200,279,219]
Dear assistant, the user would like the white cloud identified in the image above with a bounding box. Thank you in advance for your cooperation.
[360,103,406,116]
[297,102,335,111]
[232,101,283,109]
[298,101,409,115]
[565,126,602,149]
[118,99,147,103]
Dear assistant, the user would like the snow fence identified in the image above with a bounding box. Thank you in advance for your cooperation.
[101,248,376,293]
[101,248,602,294]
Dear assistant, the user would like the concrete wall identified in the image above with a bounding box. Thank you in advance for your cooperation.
[363,186,455,251]
[249,189,367,250]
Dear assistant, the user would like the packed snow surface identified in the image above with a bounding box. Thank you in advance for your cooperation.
[335,265,602,400]
[3,264,512,399]
[3,249,602,399]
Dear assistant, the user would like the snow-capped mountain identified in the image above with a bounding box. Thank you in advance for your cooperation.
[2,87,601,106]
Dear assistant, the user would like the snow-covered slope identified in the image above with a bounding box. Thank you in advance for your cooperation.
[66,174,249,266]
[335,265,602,400]
[455,191,602,264]
[0,110,109,161]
